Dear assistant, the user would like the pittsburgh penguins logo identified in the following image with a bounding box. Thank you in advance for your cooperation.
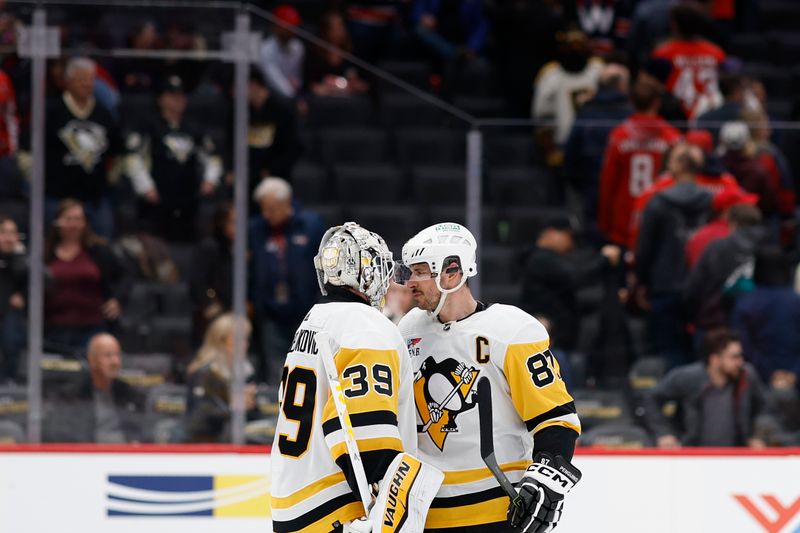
[163,132,195,164]
[58,119,109,173]
[414,356,479,451]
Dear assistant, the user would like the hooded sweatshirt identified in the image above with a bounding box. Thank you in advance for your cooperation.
[635,181,712,294]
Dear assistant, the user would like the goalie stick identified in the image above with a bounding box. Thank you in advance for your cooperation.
[477,376,524,512]
[317,331,373,514]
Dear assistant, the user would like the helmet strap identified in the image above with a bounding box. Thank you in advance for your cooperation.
[430,271,468,318]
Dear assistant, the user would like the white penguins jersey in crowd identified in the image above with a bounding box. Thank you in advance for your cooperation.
[398,303,581,530]
[270,293,417,533]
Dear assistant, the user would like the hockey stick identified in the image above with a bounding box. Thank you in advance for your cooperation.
[477,377,524,512]
[421,366,475,433]
[317,331,373,514]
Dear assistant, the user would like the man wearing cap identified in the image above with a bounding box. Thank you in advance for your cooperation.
[259,5,304,99]
[124,75,222,241]
[685,188,759,268]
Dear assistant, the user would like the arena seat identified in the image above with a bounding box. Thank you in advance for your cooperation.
[411,165,466,205]
[396,129,464,167]
[319,128,389,165]
[292,162,330,204]
[334,164,405,204]
[0,420,25,444]
[487,166,556,206]
[573,389,633,430]
[484,134,538,167]
[579,423,654,448]
[307,95,374,128]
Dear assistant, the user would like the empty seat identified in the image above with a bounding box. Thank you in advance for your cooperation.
[307,95,374,128]
[411,165,465,205]
[453,96,505,118]
[292,162,329,204]
[147,316,193,356]
[334,165,405,204]
[0,420,25,444]
[579,423,653,448]
[119,352,174,390]
[160,282,192,316]
[573,389,633,430]
[40,353,86,395]
[629,356,667,391]
[396,129,464,166]
[488,166,555,206]
[319,128,389,165]
[348,205,424,251]
[380,94,457,129]
[125,282,160,322]
[481,245,519,284]
[484,134,537,167]
[376,61,431,94]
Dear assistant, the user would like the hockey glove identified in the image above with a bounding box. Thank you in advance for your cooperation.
[508,452,582,533]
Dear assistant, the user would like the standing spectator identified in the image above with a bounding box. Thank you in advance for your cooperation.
[533,29,604,150]
[184,313,257,443]
[695,73,745,141]
[731,246,800,385]
[635,143,713,367]
[304,11,370,97]
[124,75,222,242]
[0,215,26,382]
[44,199,127,352]
[652,3,726,119]
[41,57,122,238]
[344,0,406,63]
[637,58,688,127]
[259,5,305,99]
[191,202,234,344]
[412,0,489,69]
[565,63,632,229]
[642,328,767,448]
[43,333,145,443]
[248,178,325,384]
[718,121,779,218]
[598,79,681,248]
[629,132,745,250]
[521,217,621,352]
[116,21,162,94]
[683,203,763,338]
[685,188,759,269]
[235,69,298,207]
[0,66,18,198]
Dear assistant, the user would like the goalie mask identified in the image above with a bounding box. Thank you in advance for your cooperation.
[397,222,477,317]
[314,222,395,309]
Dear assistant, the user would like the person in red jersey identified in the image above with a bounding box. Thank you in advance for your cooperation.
[598,79,681,248]
[652,3,726,119]
[627,129,743,250]
[0,68,17,159]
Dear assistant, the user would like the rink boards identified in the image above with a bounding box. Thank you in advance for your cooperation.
[0,445,797,533]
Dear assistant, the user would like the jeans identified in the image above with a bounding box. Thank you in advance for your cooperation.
[647,292,692,368]
[0,309,26,380]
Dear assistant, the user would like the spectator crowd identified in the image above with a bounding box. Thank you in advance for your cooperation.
[0,0,797,448]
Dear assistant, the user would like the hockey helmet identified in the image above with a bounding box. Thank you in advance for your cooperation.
[314,221,395,309]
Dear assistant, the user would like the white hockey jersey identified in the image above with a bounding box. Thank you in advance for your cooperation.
[398,303,581,529]
[270,294,417,533]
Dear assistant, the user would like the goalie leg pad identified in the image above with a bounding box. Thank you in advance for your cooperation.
[369,453,444,533]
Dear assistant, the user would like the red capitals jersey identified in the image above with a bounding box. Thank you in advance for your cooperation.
[597,114,681,247]
[653,39,726,119]
[0,70,17,157]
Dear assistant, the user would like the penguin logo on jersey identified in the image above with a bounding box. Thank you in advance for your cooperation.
[58,119,109,173]
[414,356,479,451]
[163,132,195,164]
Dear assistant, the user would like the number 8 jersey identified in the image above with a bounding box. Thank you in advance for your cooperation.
[270,291,417,533]
[398,303,581,530]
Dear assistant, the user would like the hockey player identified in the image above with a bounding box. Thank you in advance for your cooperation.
[396,223,582,533]
[271,222,438,533]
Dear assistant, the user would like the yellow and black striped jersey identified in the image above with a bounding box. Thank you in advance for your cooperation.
[397,303,580,530]
[270,294,417,533]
